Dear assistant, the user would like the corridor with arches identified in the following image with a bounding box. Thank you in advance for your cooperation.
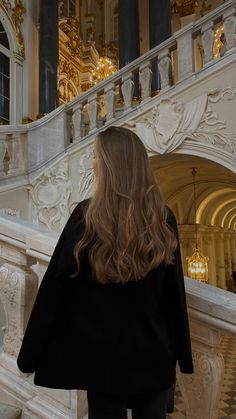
[150,154,236,291]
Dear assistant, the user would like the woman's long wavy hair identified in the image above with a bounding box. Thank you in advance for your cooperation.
[74,126,177,284]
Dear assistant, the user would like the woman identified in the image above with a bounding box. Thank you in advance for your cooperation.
[17,127,193,419]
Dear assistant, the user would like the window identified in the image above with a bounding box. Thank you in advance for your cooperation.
[0,52,10,124]
[0,21,9,49]
[61,0,76,17]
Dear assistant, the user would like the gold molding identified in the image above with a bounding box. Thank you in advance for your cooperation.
[0,0,26,57]
[59,16,83,56]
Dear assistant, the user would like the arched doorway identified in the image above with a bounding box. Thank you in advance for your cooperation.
[150,153,236,291]
[0,8,24,124]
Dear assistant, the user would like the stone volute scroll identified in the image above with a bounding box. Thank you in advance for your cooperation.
[30,158,72,232]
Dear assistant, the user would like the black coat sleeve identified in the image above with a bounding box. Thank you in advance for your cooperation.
[17,201,87,373]
[166,208,194,374]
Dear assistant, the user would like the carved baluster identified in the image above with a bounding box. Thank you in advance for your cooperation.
[176,28,194,81]
[121,73,134,111]
[0,136,7,176]
[139,61,152,102]
[7,134,24,175]
[158,49,173,91]
[201,21,214,65]
[104,83,115,123]
[0,250,37,362]
[178,321,224,419]
[88,94,98,133]
[223,6,236,53]
[72,104,83,141]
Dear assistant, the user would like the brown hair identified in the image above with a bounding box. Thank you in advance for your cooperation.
[74,126,177,284]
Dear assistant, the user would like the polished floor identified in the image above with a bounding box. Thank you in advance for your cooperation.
[166,335,236,419]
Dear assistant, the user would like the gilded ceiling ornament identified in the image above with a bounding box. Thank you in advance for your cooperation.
[11,0,26,56]
[0,0,26,57]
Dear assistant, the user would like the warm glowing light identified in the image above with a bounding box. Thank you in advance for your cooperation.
[213,25,224,58]
[90,56,117,85]
[187,248,209,283]
[186,168,209,283]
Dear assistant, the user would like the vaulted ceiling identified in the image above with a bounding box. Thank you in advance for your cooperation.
[150,153,236,230]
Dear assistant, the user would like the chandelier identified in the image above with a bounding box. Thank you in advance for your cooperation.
[90,56,117,85]
[186,168,209,283]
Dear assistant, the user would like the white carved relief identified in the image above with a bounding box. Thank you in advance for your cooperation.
[30,158,72,231]
[208,87,236,102]
[130,87,236,154]
[0,257,37,357]
[177,321,225,419]
[0,266,21,356]
[78,147,95,200]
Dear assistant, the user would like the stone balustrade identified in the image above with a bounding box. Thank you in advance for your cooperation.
[0,0,235,183]
[0,215,236,418]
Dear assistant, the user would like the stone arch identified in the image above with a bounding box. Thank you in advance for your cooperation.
[0,7,18,53]
[149,150,236,286]
[0,7,24,123]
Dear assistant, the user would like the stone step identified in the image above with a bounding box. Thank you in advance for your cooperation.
[0,403,21,419]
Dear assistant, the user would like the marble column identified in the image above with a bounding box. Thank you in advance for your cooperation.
[118,0,139,97]
[215,232,226,289]
[149,0,172,92]
[39,0,59,114]
[225,232,233,290]
[203,231,217,286]
[230,234,236,272]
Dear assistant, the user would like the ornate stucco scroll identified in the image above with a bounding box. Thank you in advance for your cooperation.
[127,87,236,155]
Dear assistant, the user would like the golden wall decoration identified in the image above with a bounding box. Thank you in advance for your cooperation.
[59,17,83,56]
[1,0,26,57]
[172,0,198,17]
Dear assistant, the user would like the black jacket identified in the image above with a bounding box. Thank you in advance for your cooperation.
[17,200,193,394]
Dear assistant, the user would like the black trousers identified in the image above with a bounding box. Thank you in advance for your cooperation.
[87,388,170,419]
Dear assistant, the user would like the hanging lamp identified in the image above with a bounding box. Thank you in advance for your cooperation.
[186,168,209,283]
